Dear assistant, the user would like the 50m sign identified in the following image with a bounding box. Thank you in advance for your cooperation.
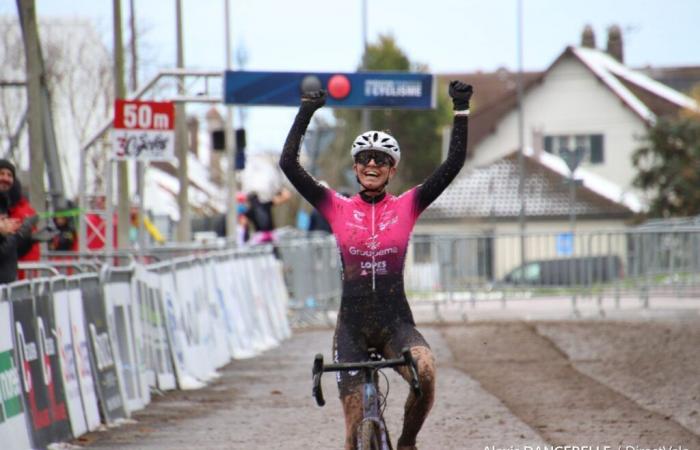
[112,99,175,161]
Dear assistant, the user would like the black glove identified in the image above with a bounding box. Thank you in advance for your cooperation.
[449,80,473,111]
[301,89,327,111]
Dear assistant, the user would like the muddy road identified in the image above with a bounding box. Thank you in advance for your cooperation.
[79,316,700,449]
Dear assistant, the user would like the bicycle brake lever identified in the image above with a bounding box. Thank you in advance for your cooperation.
[401,348,422,397]
[312,354,326,406]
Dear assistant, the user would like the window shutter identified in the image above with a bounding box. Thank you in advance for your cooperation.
[590,134,604,163]
[544,136,553,153]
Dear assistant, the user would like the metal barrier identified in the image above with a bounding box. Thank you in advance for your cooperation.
[405,228,700,320]
[1,245,291,449]
[275,234,342,328]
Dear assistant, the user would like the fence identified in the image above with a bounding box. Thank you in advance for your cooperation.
[405,228,700,320]
[0,246,290,450]
[271,228,700,324]
[275,234,342,328]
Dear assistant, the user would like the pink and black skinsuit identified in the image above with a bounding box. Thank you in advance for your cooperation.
[280,103,468,395]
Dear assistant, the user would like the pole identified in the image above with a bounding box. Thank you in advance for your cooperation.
[360,0,370,131]
[113,0,130,250]
[569,177,576,233]
[175,0,191,242]
[129,0,146,252]
[224,0,238,242]
[16,0,46,214]
[516,0,526,267]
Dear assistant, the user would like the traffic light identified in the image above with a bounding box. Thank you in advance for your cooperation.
[211,129,225,152]
[235,128,246,170]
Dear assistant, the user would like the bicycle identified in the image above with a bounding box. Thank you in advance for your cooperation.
[312,347,422,450]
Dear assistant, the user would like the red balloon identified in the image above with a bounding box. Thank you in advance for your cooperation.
[328,74,351,99]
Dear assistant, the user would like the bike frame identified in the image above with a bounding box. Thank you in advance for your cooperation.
[312,347,421,450]
[360,366,390,449]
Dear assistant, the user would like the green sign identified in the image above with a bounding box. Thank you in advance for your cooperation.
[0,350,24,422]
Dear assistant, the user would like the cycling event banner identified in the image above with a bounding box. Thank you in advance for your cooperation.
[34,292,72,442]
[12,292,71,448]
[224,71,436,109]
[81,278,127,424]
[0,301,32,450]
[112,99,175,161]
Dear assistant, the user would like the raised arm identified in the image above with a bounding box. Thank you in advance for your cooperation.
[279,90,328,209]
[415,80,474,213]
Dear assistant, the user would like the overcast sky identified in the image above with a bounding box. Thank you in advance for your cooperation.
[2,0,699,152]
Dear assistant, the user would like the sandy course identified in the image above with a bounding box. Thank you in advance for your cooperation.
[79,316,700,449]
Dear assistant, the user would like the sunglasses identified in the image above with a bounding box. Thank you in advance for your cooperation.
[354,151,394,167]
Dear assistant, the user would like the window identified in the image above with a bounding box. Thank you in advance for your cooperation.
[544,134,604,165]
[413,239,433,263]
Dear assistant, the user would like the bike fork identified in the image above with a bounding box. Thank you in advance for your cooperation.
[361,371,390,450]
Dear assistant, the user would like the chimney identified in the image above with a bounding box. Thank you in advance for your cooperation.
[581,24,596,48]
[606,25,624,63]
[187,115,199,157]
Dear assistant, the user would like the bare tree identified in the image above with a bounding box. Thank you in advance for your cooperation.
[0,16,114,196]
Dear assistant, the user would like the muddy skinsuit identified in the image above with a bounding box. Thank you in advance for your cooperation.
[280,100,469,396]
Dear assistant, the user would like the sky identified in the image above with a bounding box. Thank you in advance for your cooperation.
[2,0,700,153]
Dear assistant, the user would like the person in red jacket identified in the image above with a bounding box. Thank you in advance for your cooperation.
[0,160,40,276]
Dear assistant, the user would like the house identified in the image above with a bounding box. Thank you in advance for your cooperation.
[462,46,695,192]
[405,28,698,284]
[425,27,698,235]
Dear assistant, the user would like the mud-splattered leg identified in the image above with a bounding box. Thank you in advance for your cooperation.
[341,389,364,450]
[395,346,436,450]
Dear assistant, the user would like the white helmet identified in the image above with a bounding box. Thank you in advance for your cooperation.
[350,131,401,166]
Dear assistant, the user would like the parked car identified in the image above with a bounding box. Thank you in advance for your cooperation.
[502,255,623,286]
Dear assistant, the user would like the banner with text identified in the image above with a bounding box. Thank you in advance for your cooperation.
[112,99,175,160]
[81,278,127,423]
[67,285,102,431]
[224,71,435,109]
[0,301,32,450]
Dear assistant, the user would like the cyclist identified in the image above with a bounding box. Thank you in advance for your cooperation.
[280,80,473,450]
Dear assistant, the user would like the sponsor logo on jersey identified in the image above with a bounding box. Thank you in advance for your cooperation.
[349,246,399,257]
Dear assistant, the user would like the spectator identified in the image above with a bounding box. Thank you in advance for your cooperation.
[246,188,291,244]
[0,159,39,276]
[0,212,37,284]
[236,191,250,245]
[48,199,78,252]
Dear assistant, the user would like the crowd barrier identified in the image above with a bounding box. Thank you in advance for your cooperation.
[0,246,290,450]
[275,234,342,327]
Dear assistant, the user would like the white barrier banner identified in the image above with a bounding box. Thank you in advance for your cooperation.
[234,257,276,352]
[202,259,232,368]
[159,269,206,389]
[125,270,152,406]
[230,258,267,353]
[53,287,89,438]
[104,280,145,414]
[134,266,176,391]
[218,258,256,359]
[67,287,102,431]
[177,265,218,382]
[244,256,279,350]
[261,254,292,340]
[0,301,33,450]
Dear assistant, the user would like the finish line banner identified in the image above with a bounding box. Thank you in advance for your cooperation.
[224,71,435,109]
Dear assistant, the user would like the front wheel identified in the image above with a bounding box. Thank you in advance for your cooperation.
[358,420,381,450]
